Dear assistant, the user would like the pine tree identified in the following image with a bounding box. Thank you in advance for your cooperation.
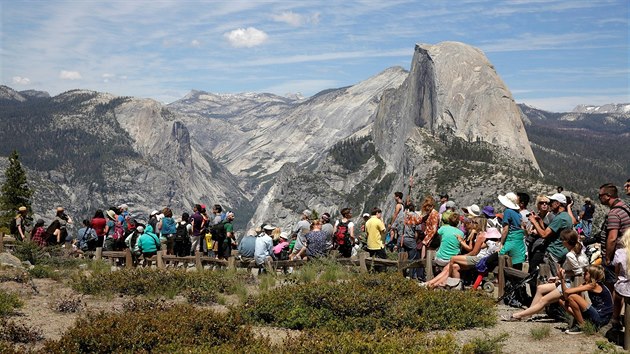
[0,150,33,228]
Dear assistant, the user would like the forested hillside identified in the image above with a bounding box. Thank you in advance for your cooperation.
[521,105,630,196]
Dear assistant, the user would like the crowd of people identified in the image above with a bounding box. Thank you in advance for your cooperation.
[10,179,630,335]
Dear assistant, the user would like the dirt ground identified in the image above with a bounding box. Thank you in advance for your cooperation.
[1,276,626,353]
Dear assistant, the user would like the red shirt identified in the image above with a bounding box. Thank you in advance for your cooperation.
[91,217,107,237]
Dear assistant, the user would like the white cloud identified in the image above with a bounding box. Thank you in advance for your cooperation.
[12,76,31,85]
[272,11,304,26]
[59,70,82,80]
[224,27,268,48]
[191,39,201,47]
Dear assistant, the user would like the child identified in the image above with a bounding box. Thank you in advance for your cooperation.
[273,232,290,260]
[30,219,47,247]
[561,265,613,334]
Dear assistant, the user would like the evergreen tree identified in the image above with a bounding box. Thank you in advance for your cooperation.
[0,150,33,228]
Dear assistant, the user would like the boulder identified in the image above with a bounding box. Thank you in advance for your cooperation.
[0,252,24,269]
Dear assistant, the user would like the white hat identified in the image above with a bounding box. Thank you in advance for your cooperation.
[136,226,144,233]
[462,204,481,217]
[302,209,312,217]
[362,213,370,218]
[263,224,275,231]
[118,204,129,210]
[279,232,289,240]
[498,192,519,210]
[547,193,567,205]
[150,210,159,216]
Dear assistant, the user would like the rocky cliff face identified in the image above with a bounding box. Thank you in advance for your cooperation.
[0,89,247,225]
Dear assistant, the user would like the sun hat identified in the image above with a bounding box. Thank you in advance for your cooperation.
[362,213,370,218]
[481,206,495,218]
[18,206,27,212]
[150,210,159,216]
[498,192,519,210]
[547,193,567,205]
[136,225,144,233]
[462,204,481,217]
[118,204,128,210]
[279,232,289,240]
[56,206,65,212]
[263,224,275,231]
[106,210,116,220]
[445,201,456,209]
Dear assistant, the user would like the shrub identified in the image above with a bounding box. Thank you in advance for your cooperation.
[461,332,509,354]
[28,264,60,280]
[0,290,23,317]
[42,305,269,353]
[284,328,459,353]
[530,325,551,340]
[71,268,254,302]
[121,298,173,313]
[0,319,43,343]
[582,320,599,335]
[52,297,84,313]
[242,273,496,332]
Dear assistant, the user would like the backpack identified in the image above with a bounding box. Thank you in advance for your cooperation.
[210,221,228,241]
[113,221,125,241]
[334,220,351,247]
[9,217,19,236]
[175,222,189,241]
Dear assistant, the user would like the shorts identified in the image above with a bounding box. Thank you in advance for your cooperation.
[466,255,482,266]
[555,280,571,295]
[435,257,450,267]
[582,305,611,328]
[499,232,526,265]
[604,264,616,283]
[143,251,157,258]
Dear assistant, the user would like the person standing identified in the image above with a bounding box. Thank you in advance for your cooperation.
[366,207,387,271]
[579,198,596,240]
[598,183,630,289]
[290,209,312,257]
[190,204,204,255]
[497,193,526,270]
[13,206,29,241]
[333,208,355,258]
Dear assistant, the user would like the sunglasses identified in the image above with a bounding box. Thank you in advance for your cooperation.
[538,202,549,205]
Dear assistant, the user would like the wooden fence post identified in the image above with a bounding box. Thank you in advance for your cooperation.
[425,249,435,280]
[0,232,4,253]
[624,297,630,351]
[358,252,368,273]
[95,247,102,261]
[125,249,133,268]
[195,251,202,270]
[157,251,165,269]
[228,256,236,270]
[498,255,506,299]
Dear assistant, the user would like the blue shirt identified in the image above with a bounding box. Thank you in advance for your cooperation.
[502,208,522,231]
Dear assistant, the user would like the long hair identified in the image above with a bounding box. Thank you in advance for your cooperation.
[622,229,630,276]
[560,229,582,255]
[421,195,435,214]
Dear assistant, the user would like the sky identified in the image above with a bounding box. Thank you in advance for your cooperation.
[1,0,628,112]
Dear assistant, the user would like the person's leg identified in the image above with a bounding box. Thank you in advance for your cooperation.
[513,284,559,319]
[566,294,589,325]
[427,264,451,287]
[527,250,545,297]
[450,263,462,279]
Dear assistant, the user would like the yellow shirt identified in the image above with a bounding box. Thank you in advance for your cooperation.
[365,216,385,250]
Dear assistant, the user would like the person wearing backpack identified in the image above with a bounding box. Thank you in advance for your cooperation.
[333,208,355,258]
[174,213,192,257]
[77,219,98,252]
[103,209,118,251]
[137,224,161,267]
[212,211,235,260]
[11,206,29,241]
[158,208,177,255]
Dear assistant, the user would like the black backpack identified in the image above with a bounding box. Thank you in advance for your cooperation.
[175,222,189,241]
[9,217,18,236]
[211,221,228,241]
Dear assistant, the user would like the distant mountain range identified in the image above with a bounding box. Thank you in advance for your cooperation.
[0,41,628,231]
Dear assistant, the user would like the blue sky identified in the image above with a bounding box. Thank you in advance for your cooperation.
[1,0,628,112]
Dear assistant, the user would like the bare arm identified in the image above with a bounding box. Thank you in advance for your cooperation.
[606,229,619,265]
[390,204,402,226]
[528,214,552,238]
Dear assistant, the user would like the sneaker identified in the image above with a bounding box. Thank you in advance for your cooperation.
[565,325,582,334]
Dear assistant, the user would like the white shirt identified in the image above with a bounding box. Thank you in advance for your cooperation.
[254,235,273,265]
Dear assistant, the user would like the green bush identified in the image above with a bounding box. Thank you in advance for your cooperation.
[283,328,459,353]
[0,290,23,317]
[71,268,254,301]
[530,325,551,340]
[28,265,60,280]
[242,273,496,331]
[42,305,270,353]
